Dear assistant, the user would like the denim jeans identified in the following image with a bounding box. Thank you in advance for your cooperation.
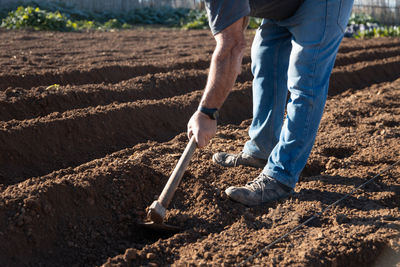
[243,0,354,188]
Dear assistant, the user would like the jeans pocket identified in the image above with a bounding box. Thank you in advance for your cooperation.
[337,0,354,33]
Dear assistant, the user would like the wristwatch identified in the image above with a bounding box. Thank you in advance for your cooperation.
[198,106,219,120]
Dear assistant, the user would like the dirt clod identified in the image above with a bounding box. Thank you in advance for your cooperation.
[123,248,137,261]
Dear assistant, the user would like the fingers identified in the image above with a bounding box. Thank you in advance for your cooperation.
[196,130,214,149]
[187,126,206,148]
[189,128,205,148]
[196,133,207,148]
[187,111,217,148]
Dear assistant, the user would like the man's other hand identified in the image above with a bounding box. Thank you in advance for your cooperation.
[187,111,217,148]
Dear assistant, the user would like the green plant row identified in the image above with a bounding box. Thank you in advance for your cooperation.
[0,5,198,31]
[347,13,400,38]
[354,26,400,38]
[0,1,193,24]
[348,13,378,25]
[1,6,70,31]
[182,9,208,29]
[0,6,135,31]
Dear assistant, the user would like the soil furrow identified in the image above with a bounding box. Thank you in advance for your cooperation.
[0,83,252,183]
[1,125,397,267]
[334,46,400,67]
[0,61,210,91]
[0,67,253,122]
[2,54,400,122]
[0,54,252,92]
[0,69,209,122]
[0,146,172,266]
[1,58,399,180]
[0,29,217,76]
[2,38,398,92]
[329,56,400,96]
[338,37,400,54]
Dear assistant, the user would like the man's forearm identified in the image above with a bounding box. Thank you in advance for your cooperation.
[187,17,248,148]
[200,44,245,109]
[199,18,247,109]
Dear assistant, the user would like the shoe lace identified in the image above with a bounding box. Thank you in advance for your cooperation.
[246,173,271,191]
[233,152,243,167]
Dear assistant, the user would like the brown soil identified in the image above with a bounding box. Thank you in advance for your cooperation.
[0,29,399,267]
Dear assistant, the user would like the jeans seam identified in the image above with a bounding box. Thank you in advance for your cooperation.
[308,1,327,125]
[337,0,344,32]
[310,0,328,98]
[272,40,283,154]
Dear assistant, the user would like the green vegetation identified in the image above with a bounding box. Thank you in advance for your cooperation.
[346,13,400,38]
[0,1,191,24]
[182,9,208,29]
[1,6,71,31]
[348,13,378,25]
[354,26,400,38]
[248,17,263,29]
[0,6,131,31]
[0,4,194,31]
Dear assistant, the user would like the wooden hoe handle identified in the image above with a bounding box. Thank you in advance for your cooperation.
[147,136,197,224]
[159,135,197,208]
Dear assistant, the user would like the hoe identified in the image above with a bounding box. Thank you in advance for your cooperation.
[140,136,197,233]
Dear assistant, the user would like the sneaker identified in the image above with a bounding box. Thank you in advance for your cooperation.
[225,173,292,206]
[212,152,267,168]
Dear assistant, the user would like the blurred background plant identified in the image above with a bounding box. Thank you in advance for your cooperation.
[0,3,195,31]
[181,9,208,29]
[353,25,400,38]
[345,13,400,38]
[1,6,71,31]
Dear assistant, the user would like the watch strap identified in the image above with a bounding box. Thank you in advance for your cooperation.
[198,106,219,120]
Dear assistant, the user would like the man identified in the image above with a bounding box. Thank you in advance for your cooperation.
[187,0,354,206]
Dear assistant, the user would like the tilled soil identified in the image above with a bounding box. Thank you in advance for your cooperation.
[0,29,399,266]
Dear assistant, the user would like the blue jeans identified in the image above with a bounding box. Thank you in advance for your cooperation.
[243,0,354,188]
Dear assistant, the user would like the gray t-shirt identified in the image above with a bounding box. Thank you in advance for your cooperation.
[205,0,304,35]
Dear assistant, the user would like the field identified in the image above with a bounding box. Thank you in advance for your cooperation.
[0,28,399,266]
